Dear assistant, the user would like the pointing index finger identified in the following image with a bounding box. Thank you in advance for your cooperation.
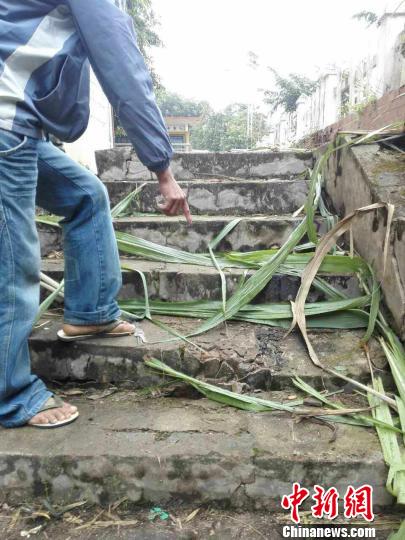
[183,199,192,225]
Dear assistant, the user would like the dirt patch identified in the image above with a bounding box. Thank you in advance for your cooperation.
[0,502,400,540]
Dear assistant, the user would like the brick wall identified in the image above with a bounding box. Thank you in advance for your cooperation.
[304,85,405,146]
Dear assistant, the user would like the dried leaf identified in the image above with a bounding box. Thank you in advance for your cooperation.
[87,388,117,400]
[60,389,85,397]
[184,508,200,523]
[289,202,397,409]
[94,520,138,528]
[20,525,44,537]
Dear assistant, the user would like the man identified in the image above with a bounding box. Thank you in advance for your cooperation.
[0,0,191,429]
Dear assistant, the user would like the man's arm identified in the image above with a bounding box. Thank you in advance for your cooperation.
[66,0,192,222]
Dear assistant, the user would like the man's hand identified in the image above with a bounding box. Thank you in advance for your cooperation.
[156,167,192,225]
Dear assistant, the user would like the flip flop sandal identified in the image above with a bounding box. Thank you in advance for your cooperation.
[30,396,79,429]
[57,319,136,342]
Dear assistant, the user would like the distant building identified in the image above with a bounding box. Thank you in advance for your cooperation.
[164,116,202,152]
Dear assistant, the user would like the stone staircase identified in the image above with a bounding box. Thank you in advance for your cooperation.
[0,150,397,519]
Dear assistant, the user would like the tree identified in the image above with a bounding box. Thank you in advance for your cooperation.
[155,90,211,117]
[352,11,378,27]
[263,69,318,113]
[191,104,268,151]
[114,0,163,136]
[126,0,163,88]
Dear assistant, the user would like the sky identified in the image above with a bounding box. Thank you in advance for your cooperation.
[151,0,403,110]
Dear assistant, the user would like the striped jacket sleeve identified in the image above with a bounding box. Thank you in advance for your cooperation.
[66,0,173,172]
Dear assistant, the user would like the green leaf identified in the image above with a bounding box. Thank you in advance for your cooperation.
[36,277,64,323]
[121,263,151,319]
[111,183,146,218]
[362,264,381,343]
[368,378,405,504]
[190,218,307,336]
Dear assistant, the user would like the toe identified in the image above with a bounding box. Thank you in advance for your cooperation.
[62,403,77,414]
[28,413,49,426]
[53,410,67,422]
[116,321,135,334]
[28,401,78,426]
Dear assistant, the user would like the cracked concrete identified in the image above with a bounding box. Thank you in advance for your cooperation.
[41,257,360,304]
[96,149,313,182]
[38,215,324,256]
[0,395,391,508]
[29,317,389,391]
[103,178,309,216]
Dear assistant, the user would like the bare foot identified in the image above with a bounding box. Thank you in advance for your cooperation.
[28,402,78,426]
[62,321,135,337]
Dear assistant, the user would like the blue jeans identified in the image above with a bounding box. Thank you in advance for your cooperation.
[0,129,122,428]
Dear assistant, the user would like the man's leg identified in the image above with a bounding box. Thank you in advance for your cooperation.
[0,130,77,428]
[36,140,131,335]
[0,132,49,426]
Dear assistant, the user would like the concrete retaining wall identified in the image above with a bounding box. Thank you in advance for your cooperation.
[321,140,405,339]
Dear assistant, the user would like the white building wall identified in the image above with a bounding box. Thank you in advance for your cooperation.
[265,12,405,148]
[64,0,128,172]
[64,71,114,173]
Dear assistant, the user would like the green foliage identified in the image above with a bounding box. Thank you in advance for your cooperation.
[114,125,127,137]
[263,69,318,113]
[352,11,378,27]
[191,103,268,151]
[155,89,211,117]
[340,93,377,118]
[126,0,163,88]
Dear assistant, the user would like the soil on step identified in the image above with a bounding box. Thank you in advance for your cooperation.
[0,503,400,540]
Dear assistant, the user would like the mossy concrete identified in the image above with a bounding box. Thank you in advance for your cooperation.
[104,178,309,216]
[0,395,391,509]
[38,215,321,256]
[29,317,389,391]
[321,141,405,339]
[96,149,313,182]
[41,257,360,304]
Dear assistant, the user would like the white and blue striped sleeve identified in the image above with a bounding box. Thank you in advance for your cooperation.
[66,0,173,173]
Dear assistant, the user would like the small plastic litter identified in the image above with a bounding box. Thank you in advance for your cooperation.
[148,506,170,522]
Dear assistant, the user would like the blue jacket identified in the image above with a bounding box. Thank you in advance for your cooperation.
[0,0,172,172]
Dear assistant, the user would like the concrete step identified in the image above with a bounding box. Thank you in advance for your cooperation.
[96,148,314,182]
[38,215,319,256]
[105,178,308,216]
[41,258,360,303]
[30,317,388,390]
[0,392,391,508]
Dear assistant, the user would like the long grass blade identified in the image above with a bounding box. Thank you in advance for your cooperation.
[294,377,402,433]
[389,521,405,540]
[111,183,146,218]
[368,377,405,504]
[208,218,242,314]
[145,359,400,429]
[36,278,64,323]
[209,218,243,250]
[120,263,151,319]
[362,264,381,343]
[190,219,307,336]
